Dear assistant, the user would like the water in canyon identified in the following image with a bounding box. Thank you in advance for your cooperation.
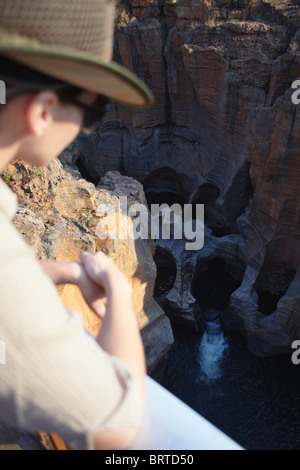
[154,264,300,450]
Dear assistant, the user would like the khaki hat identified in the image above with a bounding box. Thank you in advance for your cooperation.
[0,0,154,108]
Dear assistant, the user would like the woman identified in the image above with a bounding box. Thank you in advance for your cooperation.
[0,0,153,450]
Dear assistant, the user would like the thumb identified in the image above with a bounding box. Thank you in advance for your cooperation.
[80,252,101,283]
[80,252,91,260]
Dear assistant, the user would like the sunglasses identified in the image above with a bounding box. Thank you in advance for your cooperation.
[5,85,110,135]
[72,96,110,135]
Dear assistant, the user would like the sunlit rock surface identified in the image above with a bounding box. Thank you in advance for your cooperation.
[1,159,173,372]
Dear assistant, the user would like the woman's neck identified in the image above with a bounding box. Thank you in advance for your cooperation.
[0,144,20,173]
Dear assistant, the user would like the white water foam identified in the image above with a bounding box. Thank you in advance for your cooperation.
[198,312,229,384]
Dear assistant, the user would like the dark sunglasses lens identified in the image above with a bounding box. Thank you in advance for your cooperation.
[81,98,110,134]
[82,112,103,134]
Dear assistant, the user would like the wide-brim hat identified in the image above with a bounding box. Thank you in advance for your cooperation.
[0,0,154,109]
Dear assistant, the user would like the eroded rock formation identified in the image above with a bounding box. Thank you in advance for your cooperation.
[65,0,300,355]
[1,159,173,373]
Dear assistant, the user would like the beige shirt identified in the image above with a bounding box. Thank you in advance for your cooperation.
[0,178,140,450]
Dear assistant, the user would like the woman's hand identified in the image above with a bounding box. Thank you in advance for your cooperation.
[40,259,107,320]
[77,264,107,320]
[80,251,131,295]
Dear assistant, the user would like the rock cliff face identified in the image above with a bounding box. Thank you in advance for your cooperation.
[1,159,173,373]
[68,0,300,355]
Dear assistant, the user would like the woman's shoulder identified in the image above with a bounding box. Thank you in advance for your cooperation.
[0,177,17,220]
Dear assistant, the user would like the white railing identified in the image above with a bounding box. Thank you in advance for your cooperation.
[126,376,243,451]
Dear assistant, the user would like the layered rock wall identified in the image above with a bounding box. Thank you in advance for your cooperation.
[68,0,300,355]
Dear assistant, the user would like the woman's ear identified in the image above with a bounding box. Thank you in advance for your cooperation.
[25,90,58,137]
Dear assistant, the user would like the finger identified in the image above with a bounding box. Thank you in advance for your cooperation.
[80,253,94,271]
[80,252,92,261]
[80,251,108,268]
[84,266,101,285]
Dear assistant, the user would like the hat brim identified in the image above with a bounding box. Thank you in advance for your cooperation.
[0,31,154,109]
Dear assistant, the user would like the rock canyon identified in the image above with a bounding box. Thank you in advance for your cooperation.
[62,0,300,357]
[3,0,300,366]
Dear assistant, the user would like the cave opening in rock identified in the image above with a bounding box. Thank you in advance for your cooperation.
[190,183,233,237]
[211,224,233,238]
[153,247,177,308]
[256,270,296,316]
[257,290,283,316]
[191,257,244,311]
[220,161,254,237]
[142,167,188,210]
[146,191,186,208]
[192,182,221,205]
[75,156,100,185]
[191,183,220,220]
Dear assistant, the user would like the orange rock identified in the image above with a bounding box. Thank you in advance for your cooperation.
[1,158,173,373]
